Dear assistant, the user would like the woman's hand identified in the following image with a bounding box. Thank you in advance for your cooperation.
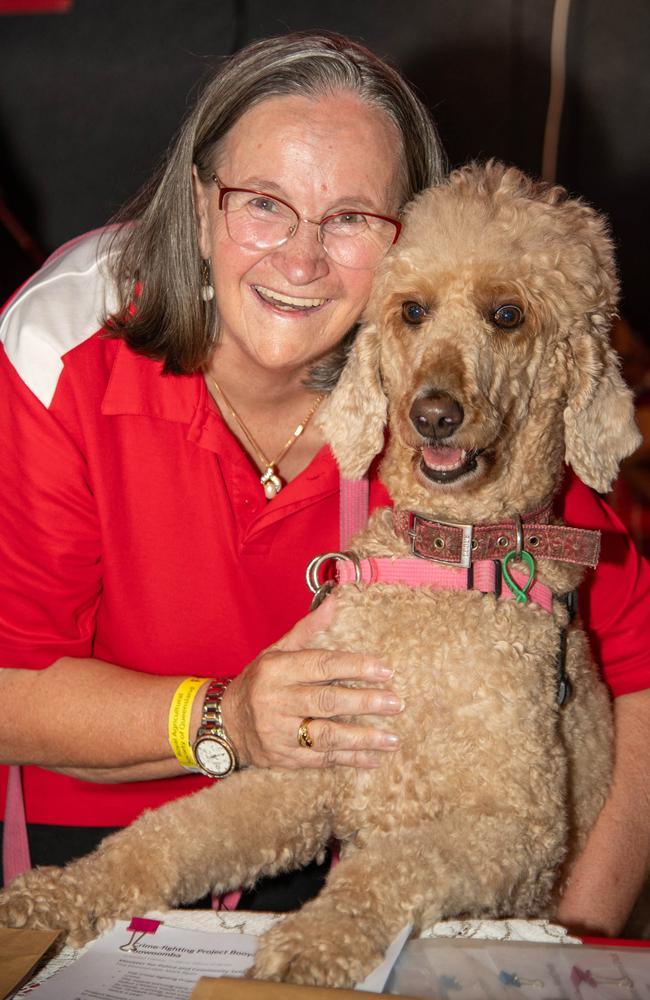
[220,599,403,769]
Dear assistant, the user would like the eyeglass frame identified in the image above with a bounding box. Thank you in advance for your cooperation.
[211,174,402,264]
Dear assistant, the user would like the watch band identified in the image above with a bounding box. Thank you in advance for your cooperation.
[193,679,239,777]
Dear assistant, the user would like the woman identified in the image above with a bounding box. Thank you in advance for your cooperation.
[0,32,648,931]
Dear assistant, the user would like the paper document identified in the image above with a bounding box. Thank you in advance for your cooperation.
[25,918,412,998]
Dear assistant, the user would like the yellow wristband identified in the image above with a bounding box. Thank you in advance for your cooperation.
[168,677,210,769]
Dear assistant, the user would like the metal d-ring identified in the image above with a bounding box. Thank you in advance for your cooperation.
[305,551,362,594]
[514,514,524,557]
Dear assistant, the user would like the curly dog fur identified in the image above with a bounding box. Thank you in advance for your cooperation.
[0,163,640,987]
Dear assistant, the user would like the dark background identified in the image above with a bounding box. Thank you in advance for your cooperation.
[0,0,648,340]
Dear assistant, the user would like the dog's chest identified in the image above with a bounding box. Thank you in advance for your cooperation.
[318,582,572,838]
[323,582,562,705]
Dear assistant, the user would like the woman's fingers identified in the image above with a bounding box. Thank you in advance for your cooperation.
[272,643,395,687]
[273,715,401,770]
[252,721,400,771]
[297,718,400,755]
[293,670,403,718]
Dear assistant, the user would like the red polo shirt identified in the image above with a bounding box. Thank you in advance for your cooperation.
[1,231,649,827]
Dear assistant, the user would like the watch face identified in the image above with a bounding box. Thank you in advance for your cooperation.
[194,736,235,777]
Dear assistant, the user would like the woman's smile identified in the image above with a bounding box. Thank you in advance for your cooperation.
[251,284,330,313]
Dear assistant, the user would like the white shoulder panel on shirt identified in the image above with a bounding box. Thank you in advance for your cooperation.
[0,227,120,408]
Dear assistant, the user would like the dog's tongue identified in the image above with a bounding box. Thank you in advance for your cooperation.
[421,445,465,469]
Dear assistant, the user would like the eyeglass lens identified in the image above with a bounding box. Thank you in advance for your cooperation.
[221,190,397,268]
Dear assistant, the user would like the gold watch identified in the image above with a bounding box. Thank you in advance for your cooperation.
[193,679,238,778]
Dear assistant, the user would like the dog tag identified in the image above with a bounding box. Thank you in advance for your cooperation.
[502,549,535,604]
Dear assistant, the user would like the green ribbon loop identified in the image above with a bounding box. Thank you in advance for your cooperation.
[502,549,536,603]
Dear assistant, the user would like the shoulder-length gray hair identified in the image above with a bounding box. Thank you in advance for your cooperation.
[105,31,445,375]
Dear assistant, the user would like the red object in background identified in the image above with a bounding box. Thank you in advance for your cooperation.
[581,937,650,949]
[0,0,72,12]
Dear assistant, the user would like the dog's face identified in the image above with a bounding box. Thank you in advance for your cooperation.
[320,163,640,521]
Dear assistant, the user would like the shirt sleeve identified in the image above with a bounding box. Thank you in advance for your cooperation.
[560,470,650,698]
[0,344,102,668]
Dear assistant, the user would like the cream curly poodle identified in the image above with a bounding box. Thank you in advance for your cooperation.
[0,162,640,988]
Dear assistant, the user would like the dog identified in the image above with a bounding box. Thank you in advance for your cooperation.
[0,162,640,988]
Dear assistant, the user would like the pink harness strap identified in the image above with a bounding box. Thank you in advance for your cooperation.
[335,557,554,613]
[2,765,30,886]
[340,477,370,548]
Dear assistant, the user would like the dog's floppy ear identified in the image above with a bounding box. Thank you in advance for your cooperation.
[544,192,642,493]
[564,332,640,493]
[316,322,387,478]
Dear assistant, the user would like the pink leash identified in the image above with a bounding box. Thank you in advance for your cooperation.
[2,765,30,886]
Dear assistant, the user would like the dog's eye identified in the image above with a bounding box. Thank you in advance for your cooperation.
[492,304,524,329]
[402,301,428,325]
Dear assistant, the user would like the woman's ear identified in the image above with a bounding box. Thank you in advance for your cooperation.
[191,164,212,260]
[315,322,387,478]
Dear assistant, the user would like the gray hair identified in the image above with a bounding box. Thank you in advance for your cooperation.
[105,31,446,375]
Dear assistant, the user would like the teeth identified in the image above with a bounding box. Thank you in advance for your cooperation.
[254,285,326,309]
[421,445,468,471]
[426,454,466,471]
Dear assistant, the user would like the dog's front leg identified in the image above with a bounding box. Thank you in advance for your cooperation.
[0,768,332,947]
[251,832,423,988]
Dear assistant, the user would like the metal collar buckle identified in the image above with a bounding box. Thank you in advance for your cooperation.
[408,512,474,569]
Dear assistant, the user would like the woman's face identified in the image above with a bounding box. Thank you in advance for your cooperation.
[194,91,403,379]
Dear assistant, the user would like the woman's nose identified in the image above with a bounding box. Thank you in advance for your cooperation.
[269,220,330,285]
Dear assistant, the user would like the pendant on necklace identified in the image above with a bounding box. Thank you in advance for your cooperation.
[261,466,283,499]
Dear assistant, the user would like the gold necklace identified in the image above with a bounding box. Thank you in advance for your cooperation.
[208,375,325,499]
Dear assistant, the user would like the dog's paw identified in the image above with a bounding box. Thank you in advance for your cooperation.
[250,913,384,988]
[0,867,65,932]
[0,866,102,947]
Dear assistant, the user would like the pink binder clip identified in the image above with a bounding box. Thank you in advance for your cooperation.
[119,916,161,953]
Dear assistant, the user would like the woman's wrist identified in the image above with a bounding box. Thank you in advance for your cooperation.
[168,676,212,770]
[219,675,250,767]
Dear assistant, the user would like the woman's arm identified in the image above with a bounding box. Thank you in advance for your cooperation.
[559,474,650,934]
[557,688,650,936]
[0,660,201,782]
[0,600,402,782]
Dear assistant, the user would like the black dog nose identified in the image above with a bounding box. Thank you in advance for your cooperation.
[409,392,464,440]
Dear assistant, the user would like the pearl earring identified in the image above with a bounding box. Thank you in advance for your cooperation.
[201,259,214,302]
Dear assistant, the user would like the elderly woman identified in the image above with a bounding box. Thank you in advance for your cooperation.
[0,32,648,932]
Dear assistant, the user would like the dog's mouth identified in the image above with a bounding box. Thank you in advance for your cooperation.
[419,444,482,484]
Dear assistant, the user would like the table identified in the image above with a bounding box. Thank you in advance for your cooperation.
[13,912,580,997]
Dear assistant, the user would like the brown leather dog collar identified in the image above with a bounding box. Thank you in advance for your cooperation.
[392,505,600,568]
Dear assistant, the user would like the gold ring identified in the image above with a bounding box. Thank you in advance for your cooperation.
[297,717,314,750]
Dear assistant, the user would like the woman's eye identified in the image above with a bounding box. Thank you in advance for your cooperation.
[401,301,428,325]
[249,196,280,214]
[492,304,524,329]
[325,213,367,233]
[339,213,365,225]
